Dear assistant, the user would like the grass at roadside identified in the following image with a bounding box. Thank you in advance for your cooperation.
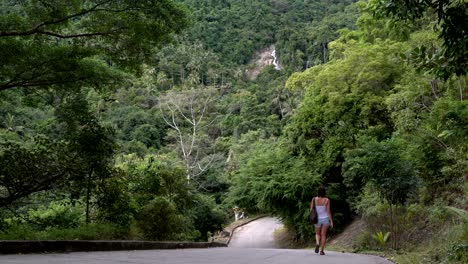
[333,219,466,263]
[273,214,467,264]
[0,222,136,240]
[390,222,467,264]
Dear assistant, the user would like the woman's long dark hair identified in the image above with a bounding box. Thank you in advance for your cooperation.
[317,185,326,197]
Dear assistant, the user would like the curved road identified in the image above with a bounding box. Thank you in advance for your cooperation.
[229,217,283,248]
[0,217,394,264]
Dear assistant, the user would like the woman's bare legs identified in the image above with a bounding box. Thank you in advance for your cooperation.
[315,227,321,245]
[320,225,329,253]
[315,226,321,253]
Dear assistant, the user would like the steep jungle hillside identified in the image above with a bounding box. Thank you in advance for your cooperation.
[181,0,357,69]
[1,1,466,263]
[0,0,358,241]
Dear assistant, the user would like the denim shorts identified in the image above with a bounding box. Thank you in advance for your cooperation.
[315,218,330,228]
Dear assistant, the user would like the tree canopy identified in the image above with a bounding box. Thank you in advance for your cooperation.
[369,0,467,79]
[0,1,466,258]
[0,0,188,91]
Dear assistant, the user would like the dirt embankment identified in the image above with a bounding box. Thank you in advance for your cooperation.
[328,218,367,250]
[273,218,367,250]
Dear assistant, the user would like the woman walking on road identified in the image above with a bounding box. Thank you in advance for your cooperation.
[311,185,333,255]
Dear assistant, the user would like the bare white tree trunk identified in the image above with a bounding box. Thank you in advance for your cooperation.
[159,87,218,181]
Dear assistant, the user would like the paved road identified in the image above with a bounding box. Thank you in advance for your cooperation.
[0,248,393,264]
[229,217,283,248]
[0,217,394,263]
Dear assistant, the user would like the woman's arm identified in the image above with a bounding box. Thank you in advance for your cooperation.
[327,198,334,228]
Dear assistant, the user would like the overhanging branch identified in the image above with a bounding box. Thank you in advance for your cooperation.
[0,0,115,38]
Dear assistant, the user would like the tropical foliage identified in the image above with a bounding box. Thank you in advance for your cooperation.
[0,1,466,262]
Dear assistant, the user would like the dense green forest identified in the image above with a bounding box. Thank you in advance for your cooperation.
[0,0,466,262]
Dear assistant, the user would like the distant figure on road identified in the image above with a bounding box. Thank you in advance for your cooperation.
[311,185,333,255]
[233,206,248,221]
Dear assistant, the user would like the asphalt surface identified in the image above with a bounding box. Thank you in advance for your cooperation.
[229,217,284,248]
[0,217,394,263]
[0,248,394,264]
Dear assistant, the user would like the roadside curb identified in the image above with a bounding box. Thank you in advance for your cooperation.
[0,240,227,254]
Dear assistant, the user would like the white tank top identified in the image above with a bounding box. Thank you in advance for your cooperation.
[315,198,328,220]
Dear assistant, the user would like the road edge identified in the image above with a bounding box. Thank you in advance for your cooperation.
[0,240,227,254]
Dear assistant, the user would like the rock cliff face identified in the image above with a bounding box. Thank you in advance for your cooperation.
[246,45,281,80]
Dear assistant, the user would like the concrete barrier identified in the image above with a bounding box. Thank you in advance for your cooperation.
[0,240,227,254]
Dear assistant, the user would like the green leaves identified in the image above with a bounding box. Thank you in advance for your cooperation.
[286,38,400,163]
[135,197,191,241]
[369,0,468,79]
[343,138,418,204]
[372,231,391,248]
[0,135,70,207]
[227,137,320,239]
[0,0,189,91]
